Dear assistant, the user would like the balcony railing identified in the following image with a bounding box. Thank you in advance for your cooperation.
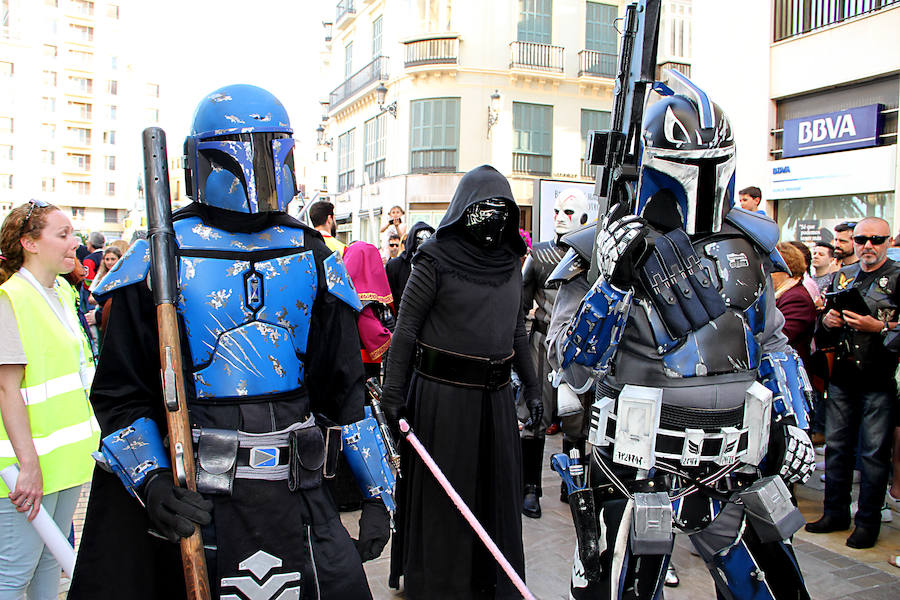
[336,0,355,25]
[580,159,597,179]
[774,0,899,42]
[512,152,551,176]
[657,61,691,80]
[578,50,616,78]
[329,55,389,110]
[404,36,459,67]
[410,149,457,174]
[509,41,564,73]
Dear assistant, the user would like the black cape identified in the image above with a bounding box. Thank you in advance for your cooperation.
[68,207,371,600]
[385,220,435,313]
[382,165,538,599]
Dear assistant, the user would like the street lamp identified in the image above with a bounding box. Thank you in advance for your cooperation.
[375,82,398,119]
[487,90,501,138]
[316,124,332,149]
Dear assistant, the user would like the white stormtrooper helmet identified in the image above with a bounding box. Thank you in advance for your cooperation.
[553,188,594,236]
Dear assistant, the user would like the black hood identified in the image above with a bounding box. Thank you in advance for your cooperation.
[436,165,526,256]
[401,221,435,262]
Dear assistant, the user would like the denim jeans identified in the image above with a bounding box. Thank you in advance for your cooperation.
[824,383,895,530]
[0,485,82,600]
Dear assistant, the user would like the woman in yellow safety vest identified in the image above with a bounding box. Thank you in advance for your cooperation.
[0,200,99,599]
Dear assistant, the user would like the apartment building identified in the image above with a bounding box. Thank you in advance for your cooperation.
[693,0,899,243]
[314,0,692,245]
[0,0,161,240]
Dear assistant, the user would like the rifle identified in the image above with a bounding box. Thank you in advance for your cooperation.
[586,0,661,283]
[143,127,211,600]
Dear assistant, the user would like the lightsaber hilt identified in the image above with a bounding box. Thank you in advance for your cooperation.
[365,378,401,473]
[398,419,536,600]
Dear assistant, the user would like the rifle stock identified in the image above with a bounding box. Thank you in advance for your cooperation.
[586,0,661,282]
[143,127,211,600]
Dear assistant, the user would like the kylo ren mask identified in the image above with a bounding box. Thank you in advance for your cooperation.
[464,199,509,249]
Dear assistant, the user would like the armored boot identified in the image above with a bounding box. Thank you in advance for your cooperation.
[521,437,545,518]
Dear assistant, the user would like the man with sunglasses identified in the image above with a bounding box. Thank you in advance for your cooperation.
[807,216,900,549]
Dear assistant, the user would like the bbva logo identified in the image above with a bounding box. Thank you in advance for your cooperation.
[797,114,857,145]
[773,166,791,175]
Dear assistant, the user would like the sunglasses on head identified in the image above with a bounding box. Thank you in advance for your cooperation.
[853,234,889,246]
[21,199,50,235]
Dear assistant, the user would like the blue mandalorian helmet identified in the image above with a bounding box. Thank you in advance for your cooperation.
[635,70,736,235]
[183,84,297,213]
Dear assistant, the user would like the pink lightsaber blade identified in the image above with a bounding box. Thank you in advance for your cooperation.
[398,419,536,600]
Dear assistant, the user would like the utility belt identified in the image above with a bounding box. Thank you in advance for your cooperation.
[191,415,342,496]
[414,341,513,391]
[588,382,772,470]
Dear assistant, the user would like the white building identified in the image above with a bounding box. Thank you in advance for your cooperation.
[693,0,898,243]
[314,0,692,247]
[0,0,162,240]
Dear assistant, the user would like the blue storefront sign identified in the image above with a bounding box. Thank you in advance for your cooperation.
[782,104,882,158]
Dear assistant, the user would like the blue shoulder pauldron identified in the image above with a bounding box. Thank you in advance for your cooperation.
[725,207,788,272]
[324,251,363,311]
[92,239,151,301]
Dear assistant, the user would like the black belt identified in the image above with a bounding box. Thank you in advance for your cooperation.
[415,341,513,390]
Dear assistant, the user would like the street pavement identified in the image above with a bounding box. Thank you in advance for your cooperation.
[61,436,900,599]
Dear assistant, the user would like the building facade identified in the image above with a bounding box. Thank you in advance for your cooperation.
[693,0,899,243]
[0,0,161,240]
[313,0,692,247]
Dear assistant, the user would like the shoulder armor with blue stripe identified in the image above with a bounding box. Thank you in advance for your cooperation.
[323,251,362,311]
[724,207,788,272]
[92,239,151,301]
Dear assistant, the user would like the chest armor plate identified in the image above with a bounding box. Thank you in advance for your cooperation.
[175,217,317,401]
[643,234,766,379]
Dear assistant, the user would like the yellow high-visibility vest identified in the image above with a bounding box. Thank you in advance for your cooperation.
[0,272,99,495]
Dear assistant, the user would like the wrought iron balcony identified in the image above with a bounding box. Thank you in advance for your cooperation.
[509,41,564,73]
[512,152,551,176]
[657,61,690,80]
[578,50,616,78]
[404,35,459,68]
[336,0,355,26]
[328,55,389,111]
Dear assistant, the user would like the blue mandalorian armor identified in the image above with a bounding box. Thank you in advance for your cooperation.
[551,72,814,600]
[83,84,389,599]
[175,217,320,400]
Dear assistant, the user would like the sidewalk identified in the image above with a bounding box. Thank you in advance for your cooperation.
[62,436,900,599]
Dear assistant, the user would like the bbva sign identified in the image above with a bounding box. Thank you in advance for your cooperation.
[782,104,882,158]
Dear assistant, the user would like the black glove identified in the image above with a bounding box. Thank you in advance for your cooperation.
[353,500,390,562]
[524,395,543,432]
[142,470,213,543]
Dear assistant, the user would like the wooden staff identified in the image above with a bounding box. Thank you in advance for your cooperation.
[142,127,211,600]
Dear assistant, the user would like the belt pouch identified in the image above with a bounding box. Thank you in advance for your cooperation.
[629,492,674,555]
[196,429,239,495]
[288,426,325,492]
[322,426,342,479]
[739,475,805,543]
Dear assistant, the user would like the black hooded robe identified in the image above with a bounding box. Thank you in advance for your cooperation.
[385,220,435,313]
[382,165,539,600]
